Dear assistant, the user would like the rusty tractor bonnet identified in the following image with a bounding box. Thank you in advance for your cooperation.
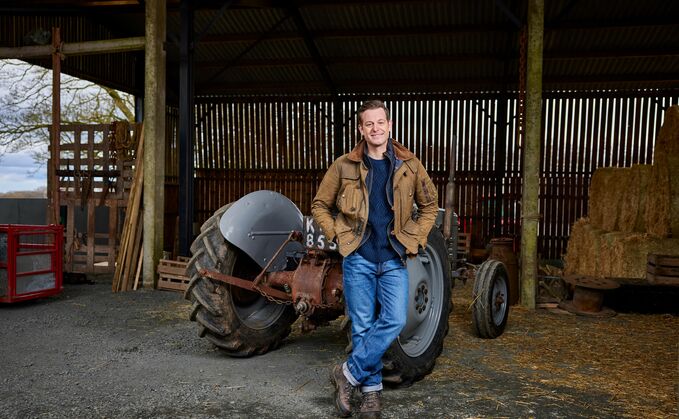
[219,190,304,272]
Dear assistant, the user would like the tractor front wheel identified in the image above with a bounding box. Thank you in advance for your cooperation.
[184,204,298,356]
[471,259,510,339]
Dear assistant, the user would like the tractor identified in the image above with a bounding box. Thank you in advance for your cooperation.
[184,185,510,387]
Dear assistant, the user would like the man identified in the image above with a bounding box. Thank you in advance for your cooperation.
[311,100,438,418]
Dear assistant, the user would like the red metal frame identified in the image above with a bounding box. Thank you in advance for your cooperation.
[0,224,64,303]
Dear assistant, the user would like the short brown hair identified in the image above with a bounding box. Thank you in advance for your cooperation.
[357,100,390,124]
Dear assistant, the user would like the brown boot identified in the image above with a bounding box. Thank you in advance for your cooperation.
[359,390,382,419]
[330,364,355,417]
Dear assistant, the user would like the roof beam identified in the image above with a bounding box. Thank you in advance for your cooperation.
[493,0,522,29]
[548,0,581,24]
[199,24,513,43]
[196,78,509,94]
[203,14,291,84]
[192,48,678,69]
[198,18,676,45]
[194,53,505,68]
[546,72,679,84]
[547,17,679,30]
[286,2,336,94]
[194,0,235,44]
[545,48,679,59]
[0,36,145,59]
[196,73,679,94]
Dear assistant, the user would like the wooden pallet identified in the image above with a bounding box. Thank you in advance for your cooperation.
[647,254,679,286]
[457,232,471,259]
[157,256,190,292]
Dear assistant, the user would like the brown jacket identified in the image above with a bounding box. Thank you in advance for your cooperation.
[311,139,439,257]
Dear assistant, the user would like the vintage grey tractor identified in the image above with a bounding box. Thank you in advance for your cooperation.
[184,188,510,387]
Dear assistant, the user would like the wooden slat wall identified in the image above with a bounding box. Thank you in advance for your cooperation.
[187,92,679,260]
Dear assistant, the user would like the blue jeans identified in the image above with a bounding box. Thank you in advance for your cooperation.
[341,252,409,393]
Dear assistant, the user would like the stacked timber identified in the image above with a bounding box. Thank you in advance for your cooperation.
[112,128,144,292]
[565,106,679,279]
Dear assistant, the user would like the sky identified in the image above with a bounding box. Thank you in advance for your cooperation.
[0,61,47,193]
[0,72,46,193]
[0,148,47,193]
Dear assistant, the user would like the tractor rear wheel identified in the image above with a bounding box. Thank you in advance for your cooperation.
[381,227,452,387]
[184,204,298,356]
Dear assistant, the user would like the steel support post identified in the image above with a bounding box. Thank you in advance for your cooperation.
[142,0,166,287]
[178,0,195,256]
[520,0,543,309]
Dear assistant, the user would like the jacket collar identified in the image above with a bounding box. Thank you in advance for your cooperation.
[347,138,415,162]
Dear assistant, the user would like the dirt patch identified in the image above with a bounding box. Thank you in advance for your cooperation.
[0,275,677,418]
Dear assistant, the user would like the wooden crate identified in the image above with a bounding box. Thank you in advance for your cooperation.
[647,254,679,286]
[157,256,190,292]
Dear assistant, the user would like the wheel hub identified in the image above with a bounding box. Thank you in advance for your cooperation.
[491,277,508,326]
[493,290,505,312]
[414,283,429,314]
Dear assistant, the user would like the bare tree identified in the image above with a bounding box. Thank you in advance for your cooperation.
[0,59,135,165]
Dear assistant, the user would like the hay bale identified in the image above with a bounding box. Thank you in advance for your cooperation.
[567,222,679,279]
[644,163,671,237]
[599,233,679,279]
[599,167,631,232]
[654,105,679,160]
[598,231,628,278]
[618,165,653,233]
[589,167,620,231]
[564,218,586,275]
[564,218,603,277]
[653,105,679,236]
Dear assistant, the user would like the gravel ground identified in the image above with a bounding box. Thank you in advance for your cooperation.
[1,275,677,418]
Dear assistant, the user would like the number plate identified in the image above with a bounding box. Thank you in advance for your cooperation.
[303,216,338,252]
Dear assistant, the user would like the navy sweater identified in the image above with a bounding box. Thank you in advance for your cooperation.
[358,157,400,263]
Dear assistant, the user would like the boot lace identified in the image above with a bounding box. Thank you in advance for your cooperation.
[341,380,354,397]
[361,391,381,410]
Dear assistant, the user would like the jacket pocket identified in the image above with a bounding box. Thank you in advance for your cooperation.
[334,215,357,247]
[337,177,362,217]
[399,220,421,255]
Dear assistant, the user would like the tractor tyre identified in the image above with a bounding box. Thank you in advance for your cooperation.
[184,203,298,357]
[471,259,509,339]
[381,227,452,387]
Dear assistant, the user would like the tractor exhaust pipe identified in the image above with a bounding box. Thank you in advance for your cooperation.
[443,136,457,240]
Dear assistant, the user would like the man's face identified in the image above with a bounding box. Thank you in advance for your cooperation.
[358,108,392,150]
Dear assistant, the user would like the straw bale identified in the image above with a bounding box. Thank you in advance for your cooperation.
[653,105,679,161]
[564,218,604,277]
[564,218,585,275]
[598,231,628,278]
[600,167,631,232]
[618,165,652,233]
[589,167,624,231]
[599,232,679,279]
[644,163,671,237]
[653,105,679,236]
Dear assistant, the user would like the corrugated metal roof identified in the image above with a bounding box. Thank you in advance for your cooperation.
[1,0,678,98]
